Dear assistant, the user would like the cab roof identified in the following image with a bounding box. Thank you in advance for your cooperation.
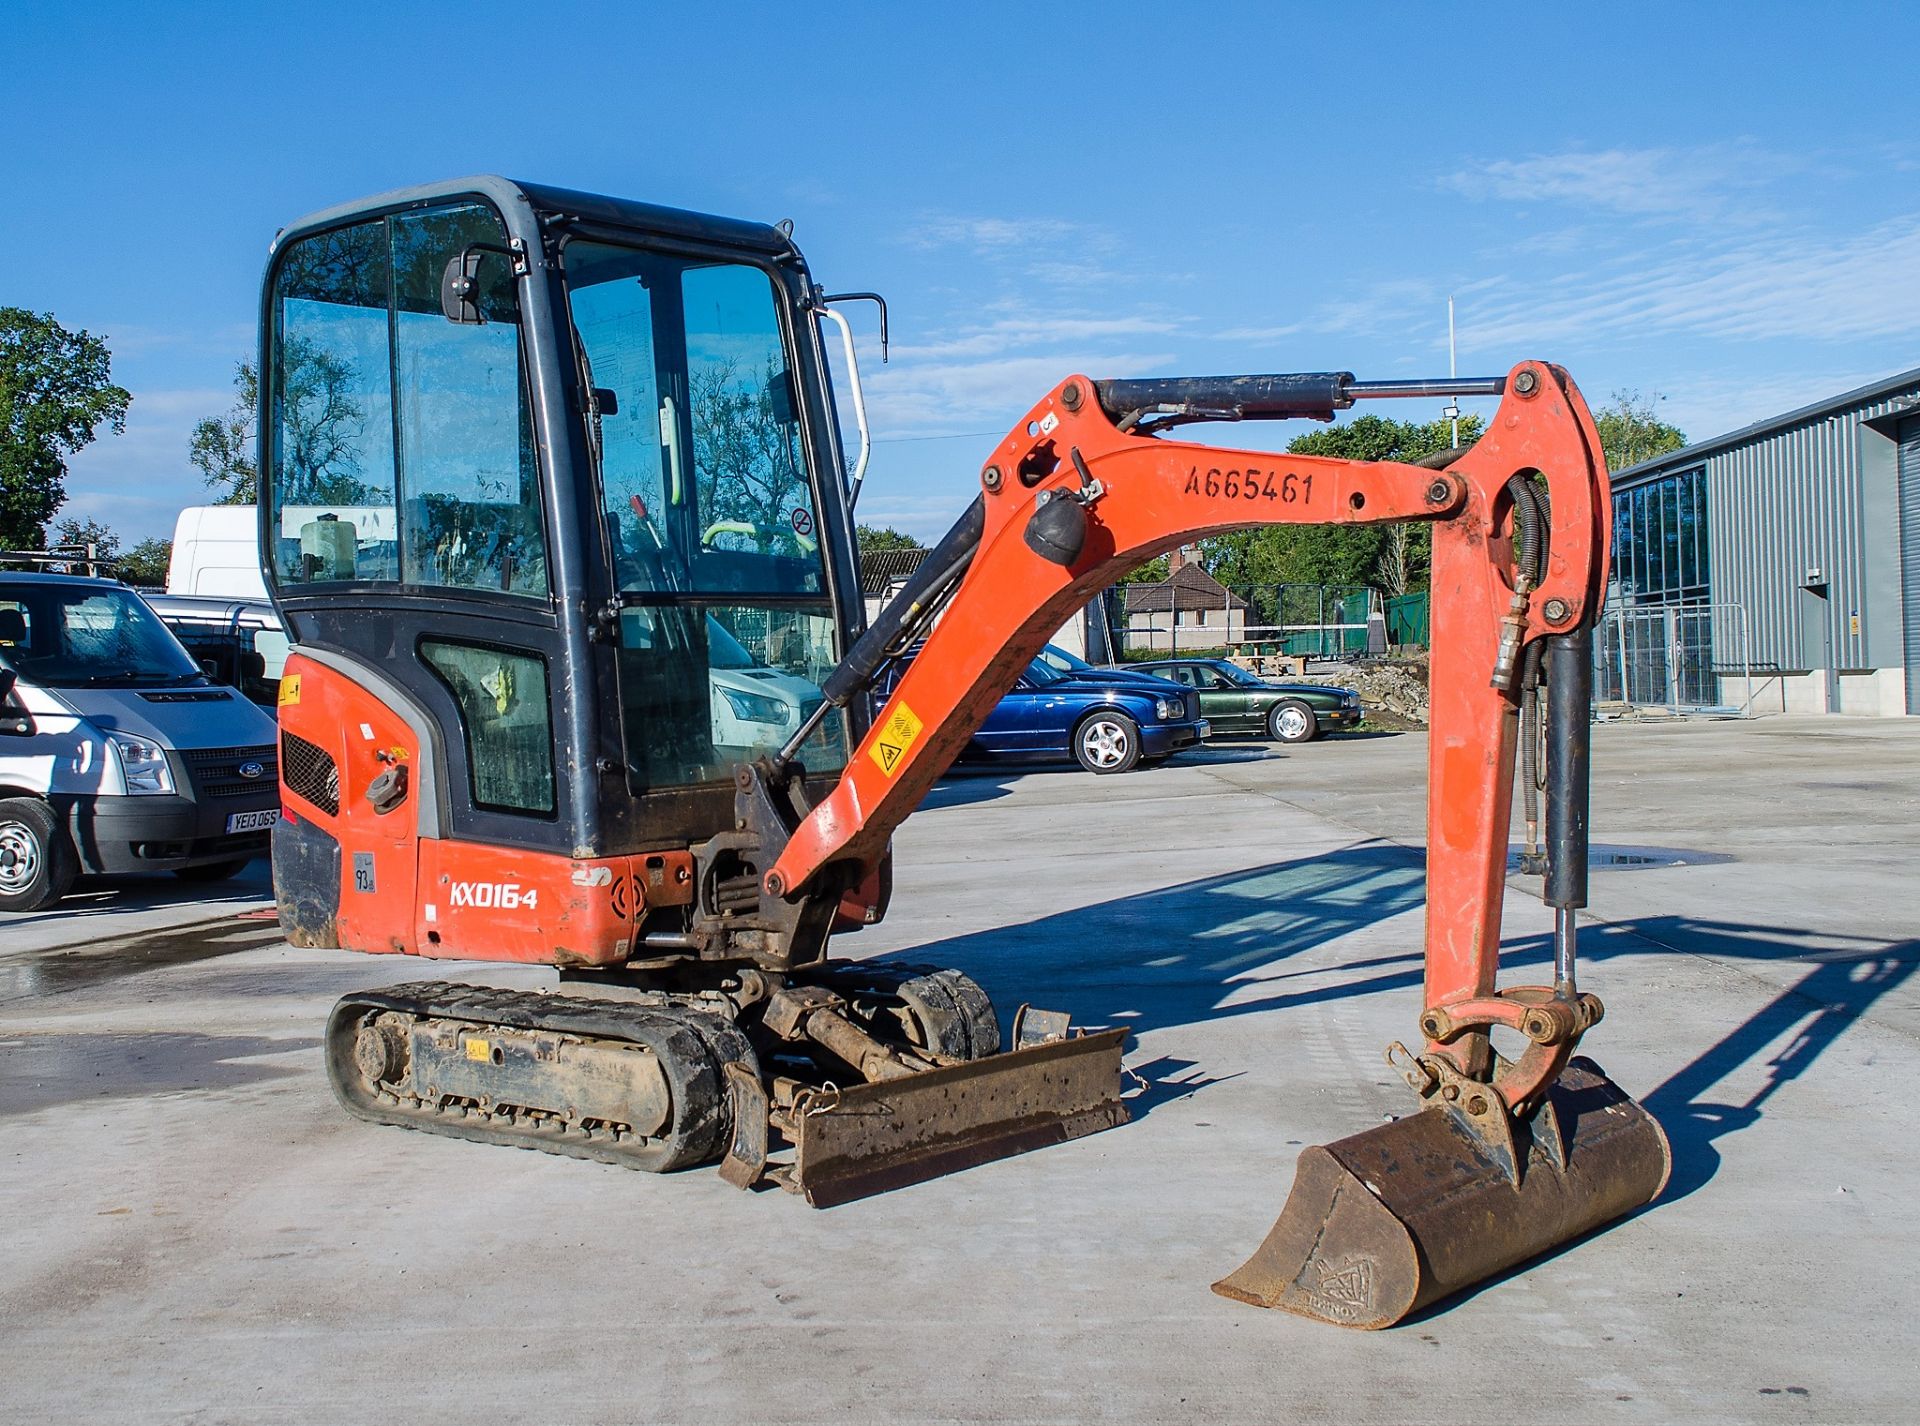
[274,175,794,258]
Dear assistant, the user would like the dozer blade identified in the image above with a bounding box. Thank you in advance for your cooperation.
[787,1027,1130,1208]
[1213,1058,1670,1329]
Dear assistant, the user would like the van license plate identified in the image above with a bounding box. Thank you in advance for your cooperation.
[227,809,282,834]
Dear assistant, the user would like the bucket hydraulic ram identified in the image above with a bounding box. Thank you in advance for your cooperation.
[747,360,1668,1327]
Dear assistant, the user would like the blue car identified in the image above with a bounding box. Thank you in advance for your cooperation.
[880,646,1209,774]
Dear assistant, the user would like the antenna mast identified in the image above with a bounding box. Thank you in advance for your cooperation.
[1444,295,1461,447]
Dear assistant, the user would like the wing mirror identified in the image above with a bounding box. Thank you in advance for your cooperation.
[0,668,33,737]
[440,241,524,324]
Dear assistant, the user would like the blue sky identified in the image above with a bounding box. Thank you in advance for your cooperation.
[5,1,1917,544]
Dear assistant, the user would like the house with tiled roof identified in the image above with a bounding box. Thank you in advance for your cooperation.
[1120,549,1247,651]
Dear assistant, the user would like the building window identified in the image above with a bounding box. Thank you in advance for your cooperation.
[1606,465,1714,706]
[1612,466,1708,607]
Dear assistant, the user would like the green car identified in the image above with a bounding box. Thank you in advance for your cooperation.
[1125,658,1362,743]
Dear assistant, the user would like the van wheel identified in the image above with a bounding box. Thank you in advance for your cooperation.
[0,797,78,913]
[1074,712,1141,774]
[173,858,253,883]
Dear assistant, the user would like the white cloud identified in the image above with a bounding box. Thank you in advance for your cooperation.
[890,314,1180,362]
[908,214,1087,252]
[54,386,227,543]
[868,347,1177,440]
[1457,214,1920,350]
[1440,142,1792,220]
[1651,368,1894,449]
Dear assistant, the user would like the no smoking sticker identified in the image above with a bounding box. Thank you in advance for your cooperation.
[867,701,924,777]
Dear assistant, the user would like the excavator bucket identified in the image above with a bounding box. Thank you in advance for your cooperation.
[782,1027,1130,1208]
[1213,1059,1670,1328]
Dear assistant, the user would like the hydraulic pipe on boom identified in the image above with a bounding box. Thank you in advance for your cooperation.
[744,360,1669,1328]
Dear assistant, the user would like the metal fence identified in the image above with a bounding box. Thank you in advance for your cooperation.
[1116,583,1388,658]
[1594,602,1755,716]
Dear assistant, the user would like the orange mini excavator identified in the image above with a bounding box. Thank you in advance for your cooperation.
[260,177,1668,1329]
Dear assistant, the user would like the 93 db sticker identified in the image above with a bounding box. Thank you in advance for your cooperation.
[867,701,923,777]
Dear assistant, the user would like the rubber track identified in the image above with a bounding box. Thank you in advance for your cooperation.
[325,980,755,1173]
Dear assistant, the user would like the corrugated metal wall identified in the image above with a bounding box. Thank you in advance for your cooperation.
[1689,388,1917,671]
[1900,416,1920,713]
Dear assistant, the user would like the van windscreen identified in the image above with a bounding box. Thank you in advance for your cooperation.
[0,584,206,689]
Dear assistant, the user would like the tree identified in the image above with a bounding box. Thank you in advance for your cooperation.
[856,523,921,553]
[120,537,172,587]
[277,336,380,506]
[0,308,132,549]
[49,515,121,561]
[1593,390,1686,473]
[689,355,814,556]
[190,361,258,504]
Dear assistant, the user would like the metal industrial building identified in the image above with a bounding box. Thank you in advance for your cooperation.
[1605,366,1920,717]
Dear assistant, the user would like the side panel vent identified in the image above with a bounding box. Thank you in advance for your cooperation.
[282,731,341,817]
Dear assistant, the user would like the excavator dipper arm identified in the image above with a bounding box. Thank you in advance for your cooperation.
[755,360,1669,1327]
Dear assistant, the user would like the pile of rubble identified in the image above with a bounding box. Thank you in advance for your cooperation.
[1294,658,1431,727]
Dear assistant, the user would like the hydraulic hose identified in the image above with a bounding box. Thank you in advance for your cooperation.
[819,496,985,710]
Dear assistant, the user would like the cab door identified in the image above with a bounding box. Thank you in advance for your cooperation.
[263,199,575,957]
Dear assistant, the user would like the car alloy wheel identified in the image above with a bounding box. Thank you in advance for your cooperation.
[1269,700,1317,743]
[1075,713,1140,774]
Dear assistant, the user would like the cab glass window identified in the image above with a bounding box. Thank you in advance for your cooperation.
[564,239,846,794]
[420,639,555,815]
[614,606,845,791]
[563,242,823,599]
[268,202,547,596]
[392,208,545,595]
[268,219,399,584]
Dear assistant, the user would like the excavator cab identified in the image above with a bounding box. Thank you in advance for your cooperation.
[262,178,865,934]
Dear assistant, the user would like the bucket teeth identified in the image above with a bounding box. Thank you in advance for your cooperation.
[1213,1058,1670,1328]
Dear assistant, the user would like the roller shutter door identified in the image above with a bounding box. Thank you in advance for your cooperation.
[1902,416,1920,714]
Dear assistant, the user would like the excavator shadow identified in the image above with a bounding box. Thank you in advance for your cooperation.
[1393,920,1919,1322]
[871,851,1919,1212]
[871,839,1433,1084]
[1603,921,1920,1204]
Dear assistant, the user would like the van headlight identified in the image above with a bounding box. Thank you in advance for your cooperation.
[1154,697,1181,720]
[719,688,789,725]
[109,732,176,796]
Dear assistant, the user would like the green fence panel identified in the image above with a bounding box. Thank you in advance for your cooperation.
[1386,591,1429,647]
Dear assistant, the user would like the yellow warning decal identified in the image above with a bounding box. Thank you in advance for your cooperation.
[464,1037,493,1063]
[867,701,924,777]
[278,673,302,707]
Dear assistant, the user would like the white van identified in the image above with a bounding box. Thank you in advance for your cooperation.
[0,573,282,911]
[166,505,269,598]
[143,592,290,708]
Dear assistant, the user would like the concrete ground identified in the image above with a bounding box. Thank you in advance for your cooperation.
[2,716,1915,1424]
